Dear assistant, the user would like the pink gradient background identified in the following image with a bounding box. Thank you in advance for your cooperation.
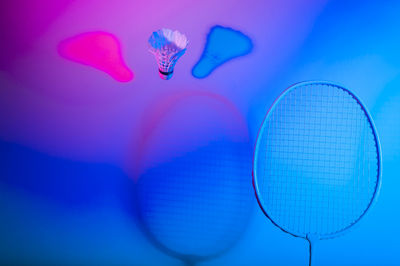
[0,0,326,165]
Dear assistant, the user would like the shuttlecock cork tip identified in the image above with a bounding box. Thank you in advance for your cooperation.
[159,69,173,80]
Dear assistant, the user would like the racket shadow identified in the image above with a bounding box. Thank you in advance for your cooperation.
[135,140,254,265]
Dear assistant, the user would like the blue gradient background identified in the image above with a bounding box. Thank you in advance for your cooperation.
[1,0,399,265]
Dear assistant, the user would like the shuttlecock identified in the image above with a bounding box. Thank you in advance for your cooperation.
[148,28,188,80]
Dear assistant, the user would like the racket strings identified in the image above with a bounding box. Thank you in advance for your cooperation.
[256,83,379,238]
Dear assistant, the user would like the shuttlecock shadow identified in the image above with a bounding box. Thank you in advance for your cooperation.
[192,25,253,79]
[135,140,253,265]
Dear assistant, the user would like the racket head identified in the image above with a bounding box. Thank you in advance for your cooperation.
[253,81,382,240]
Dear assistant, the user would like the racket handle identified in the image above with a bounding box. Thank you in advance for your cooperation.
[306,234,319,266]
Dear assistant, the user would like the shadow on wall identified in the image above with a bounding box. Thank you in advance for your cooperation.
[132,89,254,265]
[136,140,253,265]
[58,31,134,82]
[192,25,253,79]
[0,141,131,208]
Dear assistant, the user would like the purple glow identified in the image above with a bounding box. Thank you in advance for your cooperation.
[58,32,134,82]
[0,0,73,69]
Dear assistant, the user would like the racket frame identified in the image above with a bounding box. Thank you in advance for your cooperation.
[252,80,382,241]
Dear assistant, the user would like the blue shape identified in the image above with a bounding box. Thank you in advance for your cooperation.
[192,25,253,79]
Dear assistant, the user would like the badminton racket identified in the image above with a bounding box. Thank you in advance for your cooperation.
[253,81,382,265]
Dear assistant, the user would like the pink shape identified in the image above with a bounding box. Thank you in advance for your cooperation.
[58,31,133,82]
